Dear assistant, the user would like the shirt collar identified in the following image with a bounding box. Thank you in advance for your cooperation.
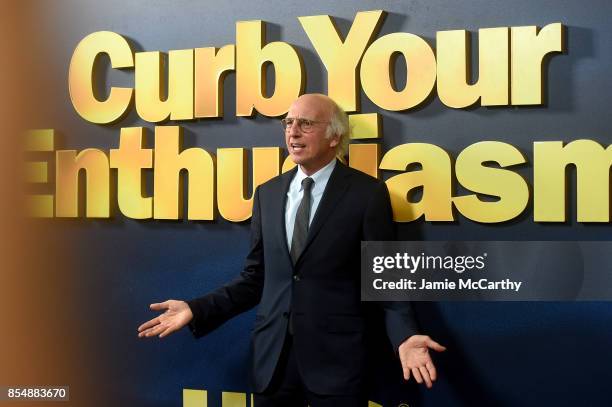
[295,158,337,190]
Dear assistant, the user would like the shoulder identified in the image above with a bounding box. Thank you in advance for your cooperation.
[255,166,296,196]
[338,162,386,192]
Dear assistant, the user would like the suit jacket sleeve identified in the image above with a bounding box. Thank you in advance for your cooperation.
[186,188,265,338]
[364,181,420,350]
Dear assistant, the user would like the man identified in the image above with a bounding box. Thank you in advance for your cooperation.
[138,94,445,406]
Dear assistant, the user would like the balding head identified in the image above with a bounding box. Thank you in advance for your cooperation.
[287,94,350,155]
[284,94,350,175]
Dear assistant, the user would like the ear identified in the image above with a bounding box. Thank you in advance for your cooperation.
[329,134,339,148]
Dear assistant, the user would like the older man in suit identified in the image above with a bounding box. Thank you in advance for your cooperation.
[138,94,445,406]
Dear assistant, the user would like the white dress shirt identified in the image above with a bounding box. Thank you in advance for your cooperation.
[285,158,337,250]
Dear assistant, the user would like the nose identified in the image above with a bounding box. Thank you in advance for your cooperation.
[287,120,301,137]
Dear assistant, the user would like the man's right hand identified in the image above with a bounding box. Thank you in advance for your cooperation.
[137,300,193,338]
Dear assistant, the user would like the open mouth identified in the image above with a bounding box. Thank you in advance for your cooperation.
[291,143,306,151]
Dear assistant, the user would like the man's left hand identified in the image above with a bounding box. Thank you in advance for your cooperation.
[398,335,446,388]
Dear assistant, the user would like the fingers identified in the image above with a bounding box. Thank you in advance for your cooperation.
[411,367,423,385]
[159,325,175,338]
[419,366,432,388]
[138,321,161,337]
[139,322,166,338]
[138,326,154,338]
[139,301,172,338]
[137,317,160,333]
[400,337,442,388]
[426,338,446,352]
[402,363,411,381]
[426,361,437,382]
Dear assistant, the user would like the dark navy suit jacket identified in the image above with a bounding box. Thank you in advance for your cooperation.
[187,161,419,395]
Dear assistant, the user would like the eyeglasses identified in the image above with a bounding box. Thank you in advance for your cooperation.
[280,117,330,133]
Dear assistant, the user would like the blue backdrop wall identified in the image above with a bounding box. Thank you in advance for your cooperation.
[35,0,612,405]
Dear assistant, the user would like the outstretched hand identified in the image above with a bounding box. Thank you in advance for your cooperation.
[137,300,193,338]
[398,335,446,388]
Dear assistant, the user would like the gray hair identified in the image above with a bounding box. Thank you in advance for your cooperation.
[325,100,351,159]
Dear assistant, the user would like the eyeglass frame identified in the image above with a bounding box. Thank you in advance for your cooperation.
[280,117,331,133]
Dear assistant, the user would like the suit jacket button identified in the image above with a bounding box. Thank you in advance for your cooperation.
[283,312,289,318]
[293,275,300,281]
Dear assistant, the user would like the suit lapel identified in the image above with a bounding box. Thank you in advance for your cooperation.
[295,162,351,266]
[275,166,297,267]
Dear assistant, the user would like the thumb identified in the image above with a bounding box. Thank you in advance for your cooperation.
[150,301,169,311]
[426,338,446,352]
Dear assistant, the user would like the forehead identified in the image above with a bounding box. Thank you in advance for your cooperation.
[287,96,332,120]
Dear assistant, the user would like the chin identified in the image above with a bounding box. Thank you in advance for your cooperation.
[289,155,306,165]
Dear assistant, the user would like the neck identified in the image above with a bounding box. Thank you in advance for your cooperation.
[300,156,335,176]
